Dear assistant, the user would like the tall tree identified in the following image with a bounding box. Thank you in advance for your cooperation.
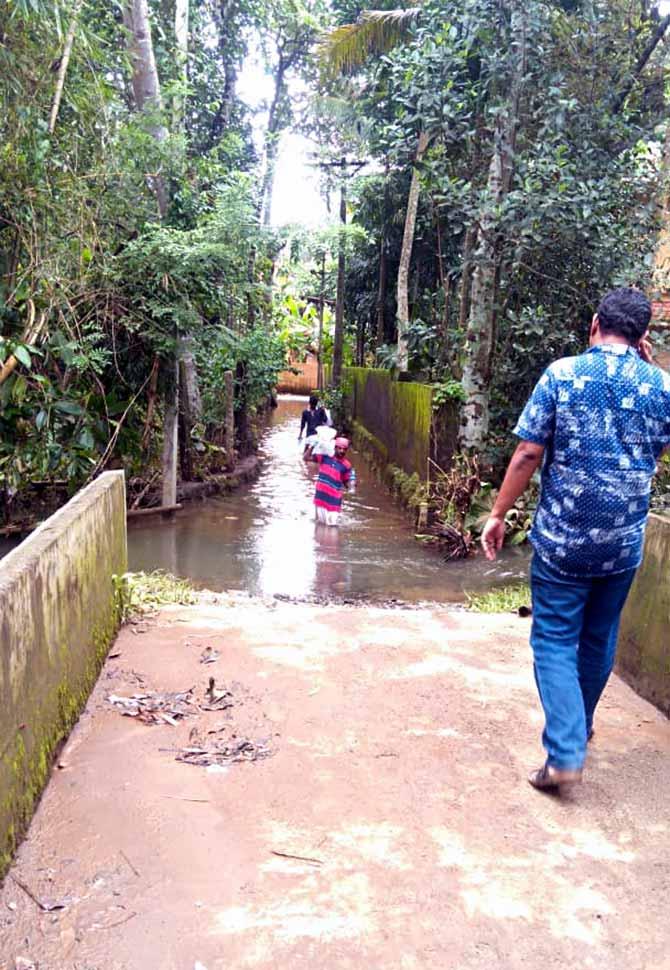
[458,2,528,451]
[319,7,422,369]
[123,0,177,504]
[396,130,429,371]
[259,0,319,225]
[174,0,189,129]
[123,0,169,219]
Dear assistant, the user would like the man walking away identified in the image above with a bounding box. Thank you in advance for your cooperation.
[481,288,670,794]
[298,395,328,454]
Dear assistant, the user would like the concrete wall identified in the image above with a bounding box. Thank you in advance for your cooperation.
[344,367,458,479]
[0,471,127,875]
[617,514,670,716]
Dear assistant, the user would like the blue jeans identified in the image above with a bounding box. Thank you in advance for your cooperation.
[530,553,636,771]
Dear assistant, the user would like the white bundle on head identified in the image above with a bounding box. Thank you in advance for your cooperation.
[312,424,337,456]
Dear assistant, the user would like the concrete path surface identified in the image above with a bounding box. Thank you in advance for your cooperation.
[1,595,669,970]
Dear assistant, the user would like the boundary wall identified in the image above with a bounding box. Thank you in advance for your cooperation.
[617,513,670,715]
[344,367,458,481]
[0,471,127,875]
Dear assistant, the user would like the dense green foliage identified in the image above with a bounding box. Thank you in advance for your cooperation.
[322,0,669,442]
[2,0,670,530]
[0,0,322,522]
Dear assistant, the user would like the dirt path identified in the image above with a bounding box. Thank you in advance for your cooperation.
[1,596,669,970]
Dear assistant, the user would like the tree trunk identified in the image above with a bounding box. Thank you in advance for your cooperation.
[376,163,390,349]
[178,333,200,481]
[396,130,430,373]
[376,231,387,350]
[260,59,287,227]
[48,0,84,134]
[161,360,179,507]
[124,0,176,503]
[458,5,527,451]
[208,1,238,145]
[123,0,169,219]
[356,316,365,366]
[332,179,347,387]
[178,333,202,423]
[173,0,189,130]
[458,225,477,337]
[435,213,453,374]
[224,369,235,470]
[141,355,160,450]
[653,113,670,295]
[234,360,252,455]
[317,251,326,388]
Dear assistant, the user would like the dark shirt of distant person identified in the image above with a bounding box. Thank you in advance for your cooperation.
[299,395,328,444]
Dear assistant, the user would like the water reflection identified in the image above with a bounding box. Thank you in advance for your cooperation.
[128,397,529,602]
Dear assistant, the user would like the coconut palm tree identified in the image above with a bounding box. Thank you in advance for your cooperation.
[318,7,424,373]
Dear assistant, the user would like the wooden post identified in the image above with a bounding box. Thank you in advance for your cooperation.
[224,369,235,471]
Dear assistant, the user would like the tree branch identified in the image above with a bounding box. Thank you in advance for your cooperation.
[49,0,84,134]
[611,13,670,115]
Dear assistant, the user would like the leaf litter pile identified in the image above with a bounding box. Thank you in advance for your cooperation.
[107,676,274,768]
[107,689,197,726]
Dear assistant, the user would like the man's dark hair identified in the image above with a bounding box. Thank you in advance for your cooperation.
[309,394,319,408]
[597,287,652,344]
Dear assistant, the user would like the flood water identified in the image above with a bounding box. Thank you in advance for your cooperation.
[127,397,529,603]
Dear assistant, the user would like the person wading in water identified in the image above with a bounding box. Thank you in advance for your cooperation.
[305,437,353,526]
[481,287,670,794]
[298,394,328,455]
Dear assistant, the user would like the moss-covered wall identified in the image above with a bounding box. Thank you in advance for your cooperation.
[344,368,458,479]
[351,420,427,515]
[0,471,127,877]
[617,514,670,716]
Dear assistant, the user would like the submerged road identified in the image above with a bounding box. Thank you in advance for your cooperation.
[1,595,669,969]
[127,397,528,603]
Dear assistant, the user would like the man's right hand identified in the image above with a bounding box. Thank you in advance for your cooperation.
[481,516,506,561]
[638,337,654,364]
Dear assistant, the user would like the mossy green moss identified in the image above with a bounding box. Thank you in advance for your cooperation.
[345,368,434,479]
[0,596,122,880]
[352,421,427,516]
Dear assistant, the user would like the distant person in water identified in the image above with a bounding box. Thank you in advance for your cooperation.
[298,394,328,454]
[305,437,352,526]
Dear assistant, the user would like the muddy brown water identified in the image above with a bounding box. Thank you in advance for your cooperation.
[127,397,529,603]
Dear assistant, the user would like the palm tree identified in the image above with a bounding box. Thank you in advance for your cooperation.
[318,8,423,373]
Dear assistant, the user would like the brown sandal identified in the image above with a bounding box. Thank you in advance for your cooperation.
[528,763,582,793]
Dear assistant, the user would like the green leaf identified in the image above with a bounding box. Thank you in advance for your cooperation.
[77,428,95,450]
[12,375,28,403]
[55,400,85,416]
[14,345,32,368]
[35,409,48,431]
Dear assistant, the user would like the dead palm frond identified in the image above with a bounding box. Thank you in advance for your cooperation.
[317,8,422,78]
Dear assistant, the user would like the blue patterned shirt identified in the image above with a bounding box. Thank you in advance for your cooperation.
[514,344,670,577]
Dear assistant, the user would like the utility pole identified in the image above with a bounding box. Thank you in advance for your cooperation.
[333,176,347,386]
[310,157,366,388]
[317,249,326,389]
